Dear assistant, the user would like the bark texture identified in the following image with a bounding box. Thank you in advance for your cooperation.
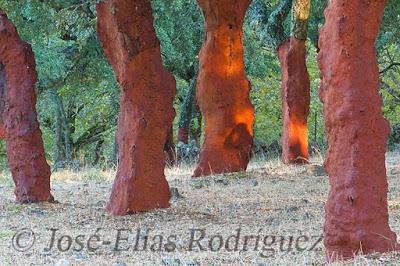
[278,36,310,164]
[194,0,254,177]
[259,0,311,164]
[0,10,52,202]
[97,0,175,215]
[319,0,398,260]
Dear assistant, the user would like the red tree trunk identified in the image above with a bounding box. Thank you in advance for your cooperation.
[194,0,254,177]
[319,0,398,260]
[0,11,52,202]
[278,37,310,164]
[97,0,175,215]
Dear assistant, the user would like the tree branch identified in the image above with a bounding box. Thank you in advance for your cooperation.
[380,62,400,75]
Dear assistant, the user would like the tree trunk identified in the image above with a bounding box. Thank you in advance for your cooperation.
[190,101,202,145]
[0,10,52,202]
[178,73,198,144]
[55,93,73,162]
[67,97,78,160]
[260,0,311,164]
[53,92,64,165]
[278,36,310,164]
[194,0,254,177]
[164,126,176,167]
[93,138,104,166]
[319,0,398,260]
[279,0,311,164]
[97,0,175,215]
[0,64,5,139]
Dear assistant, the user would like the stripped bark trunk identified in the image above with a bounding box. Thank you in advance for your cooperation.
[97,0,175,215]
[194,0,254,177]
[280,0,311,164]
[319,0,398,260]
[279,36,310,164]
[0,10,52,202]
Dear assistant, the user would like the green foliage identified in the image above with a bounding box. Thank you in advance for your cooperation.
[308,0,327,49]
[245,1,326,151]
[0,0,119,167]
[248,0,292,49]
[152,0,203,80]
[378,0,400,149]
[0,0,398,171]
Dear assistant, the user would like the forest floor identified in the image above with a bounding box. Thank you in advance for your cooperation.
[0,152,400,265]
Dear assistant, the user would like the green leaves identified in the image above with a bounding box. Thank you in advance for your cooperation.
[0,0,398,164]
[152,0,203,80]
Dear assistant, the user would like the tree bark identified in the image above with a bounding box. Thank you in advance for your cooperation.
[319,0,398,260]
[194,0,254,177]
[0,10,52,202]
[278,36,310,164]
[97,0,175,215]
[258,0,311,164]
[279,0,311,164]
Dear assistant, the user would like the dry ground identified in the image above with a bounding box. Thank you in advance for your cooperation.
[0,152,400,265]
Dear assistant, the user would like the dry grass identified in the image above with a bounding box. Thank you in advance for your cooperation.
[0,152,399,265]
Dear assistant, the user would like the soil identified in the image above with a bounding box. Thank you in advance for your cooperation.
[0,153,399,265]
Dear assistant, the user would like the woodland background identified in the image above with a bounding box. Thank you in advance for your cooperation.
[0,0,398,169]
